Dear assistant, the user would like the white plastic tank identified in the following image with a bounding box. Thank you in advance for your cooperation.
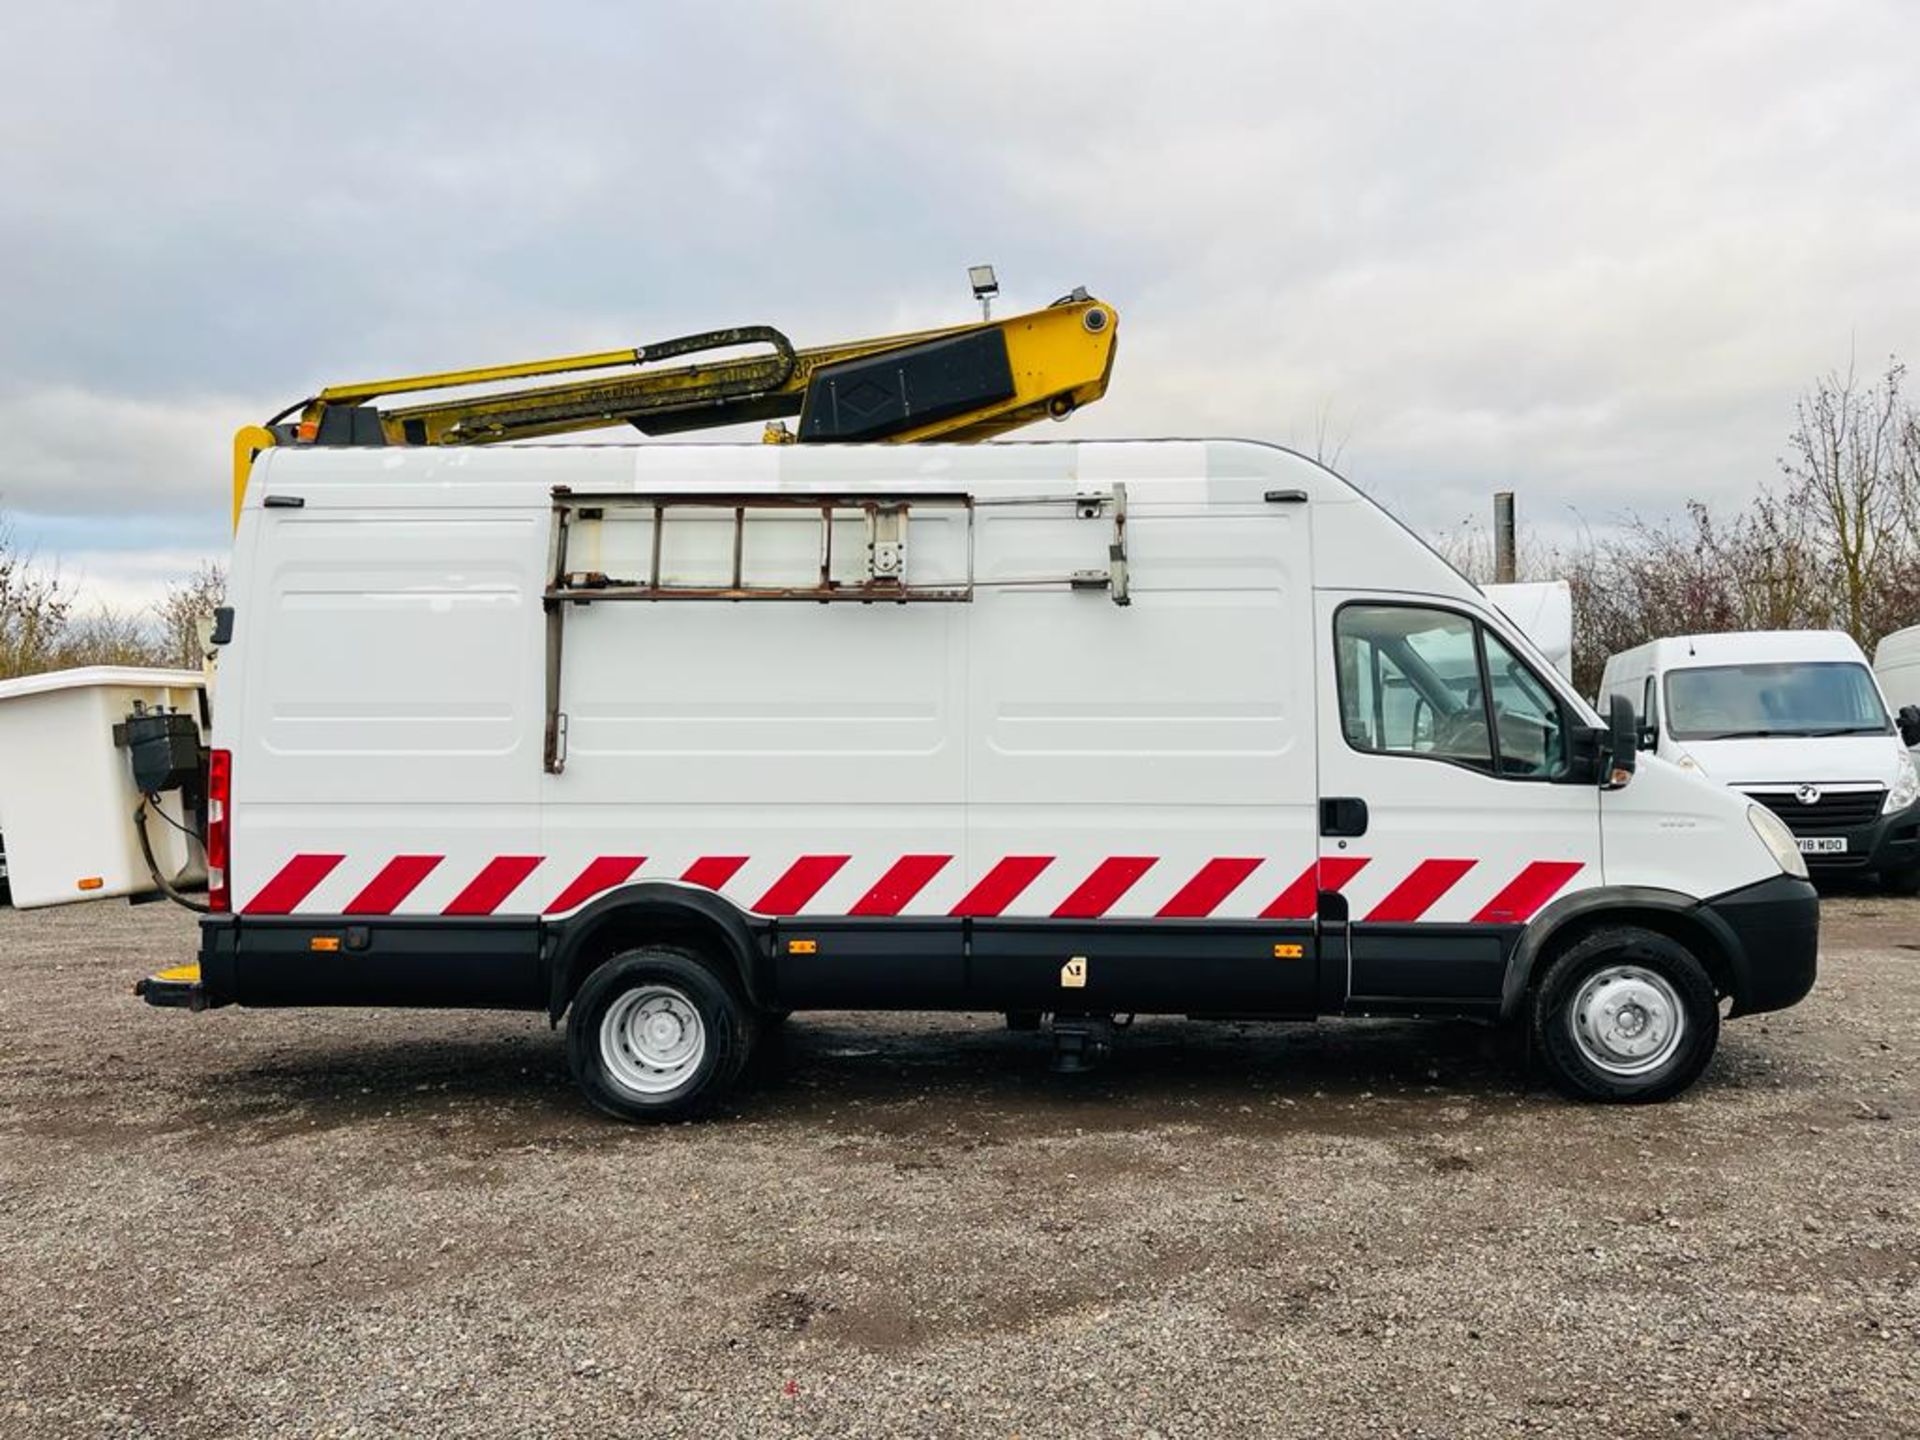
[0,667,206,909]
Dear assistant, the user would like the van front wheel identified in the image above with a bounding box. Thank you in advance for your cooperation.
[1532,926,1719,1103]
[567,946,751,1121]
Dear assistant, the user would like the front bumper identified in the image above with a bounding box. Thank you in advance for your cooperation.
[1855,800,1920,874]
[1764,798,1920,876]
[1699,873,1820,1017]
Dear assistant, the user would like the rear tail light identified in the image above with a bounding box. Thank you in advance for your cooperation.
[206,748,231,913]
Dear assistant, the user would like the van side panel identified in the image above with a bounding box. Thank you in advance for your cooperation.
[962,493,1318,922]
[535,478,1319,928]
[541,503,970,926]
[230,506,547,917]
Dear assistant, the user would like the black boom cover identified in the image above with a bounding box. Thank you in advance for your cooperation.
[798,329,1016,442]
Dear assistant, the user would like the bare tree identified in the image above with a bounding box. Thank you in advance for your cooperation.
[0,520,76,679]
[56,607,170,669]
[1435,354,1920,696]
[0,512,223,679]
[1778,358,1915,643]
[154,562,226,669]
[1312,402,1352,472]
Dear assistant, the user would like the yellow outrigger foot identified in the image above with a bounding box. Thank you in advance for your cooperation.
[135,962,219,1011]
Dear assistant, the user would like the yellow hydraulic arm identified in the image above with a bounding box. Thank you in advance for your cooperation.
[233,289,1118,526]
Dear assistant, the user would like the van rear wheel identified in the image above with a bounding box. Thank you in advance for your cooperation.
[1532,926,1719,1103]
[567,946,751,1121]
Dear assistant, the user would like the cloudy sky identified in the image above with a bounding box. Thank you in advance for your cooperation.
[2,2,1916,609]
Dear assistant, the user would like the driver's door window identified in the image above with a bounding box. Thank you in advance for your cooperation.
[1336,604,1568,781]
[1336,606,1493,773]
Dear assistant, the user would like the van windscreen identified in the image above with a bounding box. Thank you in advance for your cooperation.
[1663,661,1890,741]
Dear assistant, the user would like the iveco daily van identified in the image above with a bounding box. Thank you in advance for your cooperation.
[141,440,1820,1117]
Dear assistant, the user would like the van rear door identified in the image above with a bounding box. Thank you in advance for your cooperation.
[1313,595,1601,1011]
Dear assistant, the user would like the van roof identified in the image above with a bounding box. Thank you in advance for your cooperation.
[250,436,1497,615]
[1611,630,1868,672]
[1874,623,1920,668]
[256,435,1359,503]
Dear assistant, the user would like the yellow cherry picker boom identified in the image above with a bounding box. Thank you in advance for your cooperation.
[230,277,1118,526]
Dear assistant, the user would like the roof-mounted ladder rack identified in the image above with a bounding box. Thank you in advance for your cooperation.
[541,485,1128,773]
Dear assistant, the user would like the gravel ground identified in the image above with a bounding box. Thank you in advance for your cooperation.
[0,895,1916,1439]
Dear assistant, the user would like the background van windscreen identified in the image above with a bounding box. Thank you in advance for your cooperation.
[1664,661,1890,741]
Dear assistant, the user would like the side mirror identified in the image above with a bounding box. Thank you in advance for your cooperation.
[1606,693,1638,787]
[1899,705,1920,748]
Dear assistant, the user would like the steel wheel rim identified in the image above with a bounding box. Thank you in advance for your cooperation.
[1568,964,1686,1077]
[599,985,707,1096]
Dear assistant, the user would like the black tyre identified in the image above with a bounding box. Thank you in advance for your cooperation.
[1531,926,1720,1103]
[567,945,752,1121]
[1881,865,1920,897]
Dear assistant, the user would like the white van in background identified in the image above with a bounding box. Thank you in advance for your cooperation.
[1601,631,1920,892]
[1872,624,1920,742]
[1482,581,1574,679]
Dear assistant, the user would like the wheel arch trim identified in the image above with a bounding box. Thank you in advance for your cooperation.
[1499,885,1743,1020]
[545,881,769,1021]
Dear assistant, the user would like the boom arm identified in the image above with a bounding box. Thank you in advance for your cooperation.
[232,290,1118,525]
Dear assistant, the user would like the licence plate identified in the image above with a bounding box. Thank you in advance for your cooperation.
[1797,836,1848,855]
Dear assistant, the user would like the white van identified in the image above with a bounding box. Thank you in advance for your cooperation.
[1481,581,1574,678]
[1601,631,1920,892]
[142,440,1818,1116]
[1872,623,1920,737]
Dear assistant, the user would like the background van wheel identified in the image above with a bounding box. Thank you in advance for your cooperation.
[1532,926,1719,1103]
[567,946,751,1121]
[1881,864,1920,897]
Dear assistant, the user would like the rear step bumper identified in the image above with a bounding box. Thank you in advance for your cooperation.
[135,963,227,1011]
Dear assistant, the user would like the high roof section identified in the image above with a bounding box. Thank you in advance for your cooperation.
[255,436,1485,606]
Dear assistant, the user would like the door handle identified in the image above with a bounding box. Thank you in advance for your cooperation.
[1319,796,1369,838]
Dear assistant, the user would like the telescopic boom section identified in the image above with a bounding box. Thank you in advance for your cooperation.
[232,291,1118,526]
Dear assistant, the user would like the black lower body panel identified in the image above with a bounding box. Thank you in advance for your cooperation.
[1340,921,1522,1015]
[201,915,544,1009]
[762,918,1318,1015]
[962,920,1317,1017]
[199,909,1519,1021]
[767,920,965,1009]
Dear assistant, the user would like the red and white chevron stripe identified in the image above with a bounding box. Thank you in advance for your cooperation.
[239,851,1584,924]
